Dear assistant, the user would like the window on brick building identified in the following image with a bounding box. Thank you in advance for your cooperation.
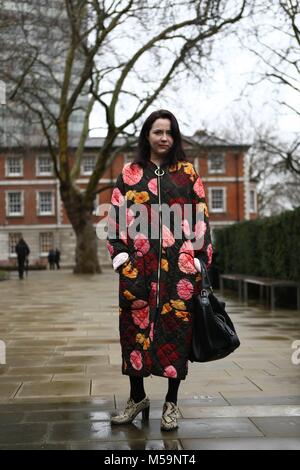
[6,157,23,177]
[209,188,226,213]
[250,189,257,213]
[208,153,225,173]
[37,156,53,176]
[40,232,54,255]
[8,233,22,257]
[37,191,54,215]
[82,155,96,175]
[6,191,23,216]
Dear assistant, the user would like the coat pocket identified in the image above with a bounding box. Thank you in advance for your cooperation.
[119,251,149,309]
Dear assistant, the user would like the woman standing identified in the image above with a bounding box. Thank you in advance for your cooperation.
[106,109,213,431]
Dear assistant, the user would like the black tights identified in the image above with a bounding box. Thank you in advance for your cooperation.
[130,376,181,404]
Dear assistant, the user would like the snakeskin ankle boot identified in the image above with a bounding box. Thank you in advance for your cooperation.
[160,401,179,431]
[110,396,150,425]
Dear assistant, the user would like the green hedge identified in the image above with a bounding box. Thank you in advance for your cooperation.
[0,270,9,281]
[214,206,300,281]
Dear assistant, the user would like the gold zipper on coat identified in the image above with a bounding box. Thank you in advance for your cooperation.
[155,165,165,311]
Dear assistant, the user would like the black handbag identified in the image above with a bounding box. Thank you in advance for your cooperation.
[189,259,240,362]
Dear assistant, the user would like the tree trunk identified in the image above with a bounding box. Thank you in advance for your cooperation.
[60,186,101,274]
[73,219,101,274]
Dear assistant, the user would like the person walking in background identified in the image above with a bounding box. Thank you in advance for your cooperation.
[55,248,61,269]
[106,110,213,431]
[48,249,56,270]
[15,237,30,280]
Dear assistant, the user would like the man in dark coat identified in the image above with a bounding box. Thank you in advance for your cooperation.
[54,248,61,269]
[48,249,56,270]
[15,238,30,279]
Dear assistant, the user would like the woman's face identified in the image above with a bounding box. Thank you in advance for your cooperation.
[148,118,174,158]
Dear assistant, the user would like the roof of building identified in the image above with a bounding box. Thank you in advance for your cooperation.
[0,130,251,151]
[83,130,250,150]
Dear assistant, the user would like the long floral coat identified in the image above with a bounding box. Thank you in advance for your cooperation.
[106,159,213,380]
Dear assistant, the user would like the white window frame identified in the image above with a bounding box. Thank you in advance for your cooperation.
[5,156,23,177]
[37,191,55,216]
[207,152,225,174]
[249,188,257,213]
[36,156,53,176]
[81,155,96,175]
[39,232,54,256]
[208,187,227,213]
[8,232,22,258]
[5,191,24,217]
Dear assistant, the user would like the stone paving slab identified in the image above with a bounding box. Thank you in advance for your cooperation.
[0,423,48,445]
[250,417,300,437]
[181,438,300,450]
[16,381,91,399]
[221,395,300,406]
[180,405,300,418]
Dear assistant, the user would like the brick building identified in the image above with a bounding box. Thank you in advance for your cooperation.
[0,132,256,267]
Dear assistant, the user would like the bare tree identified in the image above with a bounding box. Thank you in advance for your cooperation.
[237,0,300,177]
[213,108,300,216]
[0,0,248,273]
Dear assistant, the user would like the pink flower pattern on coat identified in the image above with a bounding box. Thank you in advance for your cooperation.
[131,306,149,329]
[178,253,197,274]
[179,240,196,273]
[126,208,135,226]
[194,220,207,244]
[193,176,206,198]
[182,219,191,237]
[132,299,148,309]
[162,225,175,248]
[149,322,154,341]
[180,240,194,255]
[148,178,157,195]
[163,365,177,378]
[120,231,128,245]
[123,163,143,186]
[130,350,143,370]
[177,278,193,300]
[111,187,125,206]
[134,234,150,255]
[207,243,213,265]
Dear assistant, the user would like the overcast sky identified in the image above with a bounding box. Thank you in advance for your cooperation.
[90,2,300,145]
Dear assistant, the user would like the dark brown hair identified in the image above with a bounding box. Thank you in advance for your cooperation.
[133,109,187,168]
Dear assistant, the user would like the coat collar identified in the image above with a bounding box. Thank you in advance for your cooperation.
[147,159,171,171]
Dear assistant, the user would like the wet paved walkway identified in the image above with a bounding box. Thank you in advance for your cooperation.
[0,269,299,449]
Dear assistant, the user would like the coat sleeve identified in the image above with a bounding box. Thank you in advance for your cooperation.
[106,172,130,264]
[190,166,213,270]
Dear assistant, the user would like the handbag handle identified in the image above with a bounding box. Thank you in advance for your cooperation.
[198,257,213,293]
